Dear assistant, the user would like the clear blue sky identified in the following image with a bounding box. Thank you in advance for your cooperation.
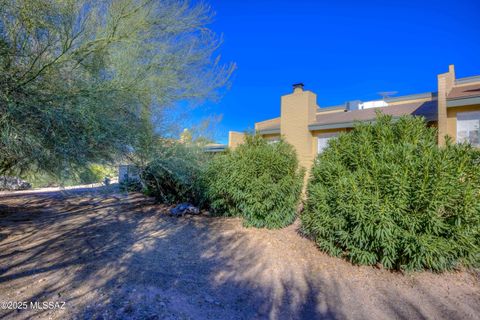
[193,0,480,144]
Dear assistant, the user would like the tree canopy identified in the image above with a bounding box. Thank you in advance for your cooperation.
[0,0,234,175]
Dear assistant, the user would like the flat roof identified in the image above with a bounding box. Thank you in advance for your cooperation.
[309,100,438,131]
[204,144,227,152]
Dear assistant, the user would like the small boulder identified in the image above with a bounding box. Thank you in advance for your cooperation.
[169,203,200,216]
[0,176,32,191]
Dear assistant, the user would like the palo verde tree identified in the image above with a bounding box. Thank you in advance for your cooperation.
[0,0,234,175]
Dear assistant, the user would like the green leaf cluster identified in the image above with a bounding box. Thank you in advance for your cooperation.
[204,135,304,228]
[141,140,210,206]
[0,0,234,176]
[302,114,480,271]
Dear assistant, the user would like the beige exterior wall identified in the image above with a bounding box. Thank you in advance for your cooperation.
[228,131,246,150]
[280,89,318,170]
[255,117,280,131]
[446,104,480,142]
[438,65,456,145]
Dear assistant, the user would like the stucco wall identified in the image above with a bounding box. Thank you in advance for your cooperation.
[280,89,318,170]
[228,131,246,150]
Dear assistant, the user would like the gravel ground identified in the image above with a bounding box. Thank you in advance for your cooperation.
[0,187,479,320]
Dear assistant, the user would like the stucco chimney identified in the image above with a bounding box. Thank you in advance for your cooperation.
[281,85,317,170]
[437,64,456,146]
[293,83,305,93]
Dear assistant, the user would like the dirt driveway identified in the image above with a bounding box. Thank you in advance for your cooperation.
[0,187,479,320]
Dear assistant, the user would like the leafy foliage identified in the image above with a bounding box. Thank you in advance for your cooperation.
[302,114,480,271]
[24,164,116,188]
[141,140,210,205]
[0,0,234,175]
[204,135,304,228]
[78,164,116,184]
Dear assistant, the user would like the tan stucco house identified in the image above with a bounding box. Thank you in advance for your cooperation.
[207,65,480,169]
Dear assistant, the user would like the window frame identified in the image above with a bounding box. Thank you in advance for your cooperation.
[316,132,339,154]
[456,111,480,147]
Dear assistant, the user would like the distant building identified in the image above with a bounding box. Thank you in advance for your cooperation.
[222,65,480,169]
[204,143,228,153]
[118,165,140,184]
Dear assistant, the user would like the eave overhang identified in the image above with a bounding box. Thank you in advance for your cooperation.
[447,96,480,108]
[257,128,281,135]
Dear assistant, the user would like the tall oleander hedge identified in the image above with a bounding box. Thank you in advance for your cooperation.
[302,114,480,271]
[204,135,304,228]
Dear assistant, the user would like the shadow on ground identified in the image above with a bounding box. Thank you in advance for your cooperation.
[0,189,343,319]
[0,188,478,320]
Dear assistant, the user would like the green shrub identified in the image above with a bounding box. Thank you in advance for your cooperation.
[25,164,116,187]
[78,164,116,184]
[204,135,304,228]
[120,176,143,192]
[302,114,480,271]
[141,142,209,205]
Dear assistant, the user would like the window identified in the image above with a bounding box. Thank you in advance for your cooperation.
[317,132,338,154]
[457,111,480,147]
[266,136,280,144]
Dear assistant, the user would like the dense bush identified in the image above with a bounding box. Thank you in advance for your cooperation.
[141,142,209,205]
[23,164,116,188]
[302,114,480,271]
[204,135,304,228]
[78,164,116,184]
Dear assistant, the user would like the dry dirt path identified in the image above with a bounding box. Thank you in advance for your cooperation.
[0,188,479,320]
